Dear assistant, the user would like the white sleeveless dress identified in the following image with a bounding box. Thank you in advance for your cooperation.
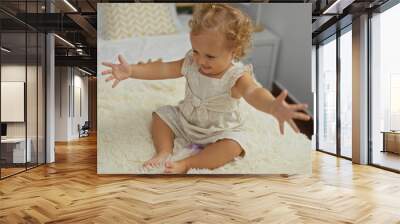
[154,50,259,156]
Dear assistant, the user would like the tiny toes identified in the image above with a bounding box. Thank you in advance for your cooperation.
[164,169,171,173]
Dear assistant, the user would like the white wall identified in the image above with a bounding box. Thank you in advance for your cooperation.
[74,74,89,122]
[55,67,69,141]
[72,73,89,138]
[259,4,313,115]
[55,67,89,141]
[1,65,40,137]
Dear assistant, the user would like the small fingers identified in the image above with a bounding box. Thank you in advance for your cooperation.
[102,62,114,68]
[276,90,288,102]
[101,69,112,75]
[118,54,128,65]
[290,103,308,111]
[288,119,300,133]
[279,122,284,135]
[112,79,120,88]
[293,112,311,121]
[105,76,115,82]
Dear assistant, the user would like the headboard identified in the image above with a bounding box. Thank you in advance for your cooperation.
[175,3,262,30]
[176,3,195,14]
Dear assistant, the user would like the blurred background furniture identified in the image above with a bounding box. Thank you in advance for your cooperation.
[381,131,400,154]
[78,121,90,138]
[1,138,32,164]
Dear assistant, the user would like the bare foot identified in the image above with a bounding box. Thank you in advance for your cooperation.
[143,152,171,168]
[164,161,189,174]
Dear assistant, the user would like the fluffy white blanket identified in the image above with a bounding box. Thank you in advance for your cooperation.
[97,77,312,174]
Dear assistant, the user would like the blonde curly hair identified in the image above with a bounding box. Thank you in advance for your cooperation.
[189,3,254,61]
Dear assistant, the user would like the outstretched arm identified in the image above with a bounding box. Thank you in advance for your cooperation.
[232,72,310,135]
[101,55,184,88]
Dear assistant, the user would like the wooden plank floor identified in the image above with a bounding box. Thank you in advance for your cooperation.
[1,134,400,224]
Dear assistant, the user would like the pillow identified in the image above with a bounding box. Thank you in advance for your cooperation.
[177,14,192,32]
[167,4,185,32]
[101,3,179,40]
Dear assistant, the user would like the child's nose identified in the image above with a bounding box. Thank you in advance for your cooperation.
[198,57,208,66]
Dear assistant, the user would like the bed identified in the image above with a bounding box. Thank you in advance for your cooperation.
[97,3,312,174]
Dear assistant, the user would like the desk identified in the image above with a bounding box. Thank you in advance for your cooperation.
[1,138,31,163]
[381,131,400,154]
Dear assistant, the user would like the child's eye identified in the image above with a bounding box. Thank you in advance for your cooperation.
[206,55,216,59]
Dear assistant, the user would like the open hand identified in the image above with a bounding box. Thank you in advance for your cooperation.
[101,54,131,88]
[269,90,310,135]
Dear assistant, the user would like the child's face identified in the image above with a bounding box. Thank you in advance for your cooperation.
[190,30,234,76]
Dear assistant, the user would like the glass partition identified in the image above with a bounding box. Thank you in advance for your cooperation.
[0,1,46,179]
[339,27,352,158]
[27,30,38,169]
[38,32,45,165]
[317,35,337,155]
[1,31,28,178]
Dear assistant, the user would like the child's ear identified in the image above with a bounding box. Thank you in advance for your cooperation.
[230,50,236,60]
[231,47,240,60]
[231,51,239,62]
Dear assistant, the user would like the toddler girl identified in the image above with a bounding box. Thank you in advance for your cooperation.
[101,3,310,174]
